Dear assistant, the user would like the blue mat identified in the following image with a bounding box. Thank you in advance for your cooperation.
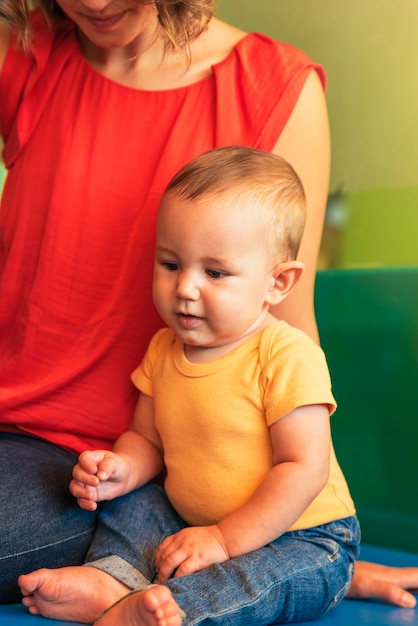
[1,545,417,625]
[0,604,84,626]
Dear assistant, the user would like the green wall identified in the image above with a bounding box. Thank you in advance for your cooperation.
[216,0,418,267]
[341,187,418,268]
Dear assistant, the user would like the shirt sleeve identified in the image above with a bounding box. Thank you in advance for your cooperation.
[213,32,326,152]
[131,327,172,397]
[260,323,336,427]
[0,11,53,143]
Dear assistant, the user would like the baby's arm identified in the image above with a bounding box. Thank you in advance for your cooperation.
[70,392,164,510]
[217,403,330,554]
[155,403,330,581]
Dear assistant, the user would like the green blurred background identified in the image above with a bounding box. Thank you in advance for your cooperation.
[216,0,418,269]
[1,1,417,268]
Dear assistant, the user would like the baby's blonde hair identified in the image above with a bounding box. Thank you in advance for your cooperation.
[165,146,306,262]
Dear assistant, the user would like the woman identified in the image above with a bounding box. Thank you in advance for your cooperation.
[0,0,417,621]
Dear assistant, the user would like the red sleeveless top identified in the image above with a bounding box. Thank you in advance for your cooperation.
[0,12,325,453]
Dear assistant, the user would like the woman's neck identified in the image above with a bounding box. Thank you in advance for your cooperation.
[77,24,165,88]
[77,17,247,90]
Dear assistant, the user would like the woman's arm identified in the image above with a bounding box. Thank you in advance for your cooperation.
[270,69,330,344]
[270,70,418,608]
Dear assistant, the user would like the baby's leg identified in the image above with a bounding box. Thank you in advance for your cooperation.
[19,482,185,623]
[162,516,360,625]
[84,482,185,589]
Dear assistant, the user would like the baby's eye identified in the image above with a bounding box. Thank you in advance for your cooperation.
[162,262,179,272]
[206,269,226,279]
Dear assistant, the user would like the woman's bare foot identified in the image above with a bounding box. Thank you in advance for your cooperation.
[18,565,130,623]
[96,586,183,626]
[348,561,418,608]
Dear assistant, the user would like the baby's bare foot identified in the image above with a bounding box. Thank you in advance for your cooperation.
[96,586,183,626]
[18,565,129,623]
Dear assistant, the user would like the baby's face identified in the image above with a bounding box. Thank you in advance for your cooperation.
[153,191,276,353]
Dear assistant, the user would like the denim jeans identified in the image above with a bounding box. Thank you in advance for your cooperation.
[0,433,99,602]
[87,482,361,625]
[0,434,172,603]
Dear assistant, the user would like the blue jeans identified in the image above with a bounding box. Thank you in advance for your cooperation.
[0,433,99,602]
[0,434,169,604]
[86,482,361,625]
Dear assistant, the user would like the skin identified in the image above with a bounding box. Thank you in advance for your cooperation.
[95,585,184,626]
[153,192,305,360]
[0,0,416,618]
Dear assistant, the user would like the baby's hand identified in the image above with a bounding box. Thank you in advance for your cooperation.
[70,450,128,510]
[155,525,230,582]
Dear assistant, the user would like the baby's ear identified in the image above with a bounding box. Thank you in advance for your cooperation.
[265,261,304,306]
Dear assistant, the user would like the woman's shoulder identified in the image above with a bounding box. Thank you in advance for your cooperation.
[197,17,246,61]
[199,18,324,83]
[1,10,75,76]
[199,19,325,151]
[223,32,324,91]
[0,10,77,148]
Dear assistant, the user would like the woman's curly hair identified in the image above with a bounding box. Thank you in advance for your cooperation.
[0,0,214,55]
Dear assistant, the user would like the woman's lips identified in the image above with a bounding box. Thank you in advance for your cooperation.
[84,11,127,30]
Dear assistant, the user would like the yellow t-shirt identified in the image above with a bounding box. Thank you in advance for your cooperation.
[132,322,355,529]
